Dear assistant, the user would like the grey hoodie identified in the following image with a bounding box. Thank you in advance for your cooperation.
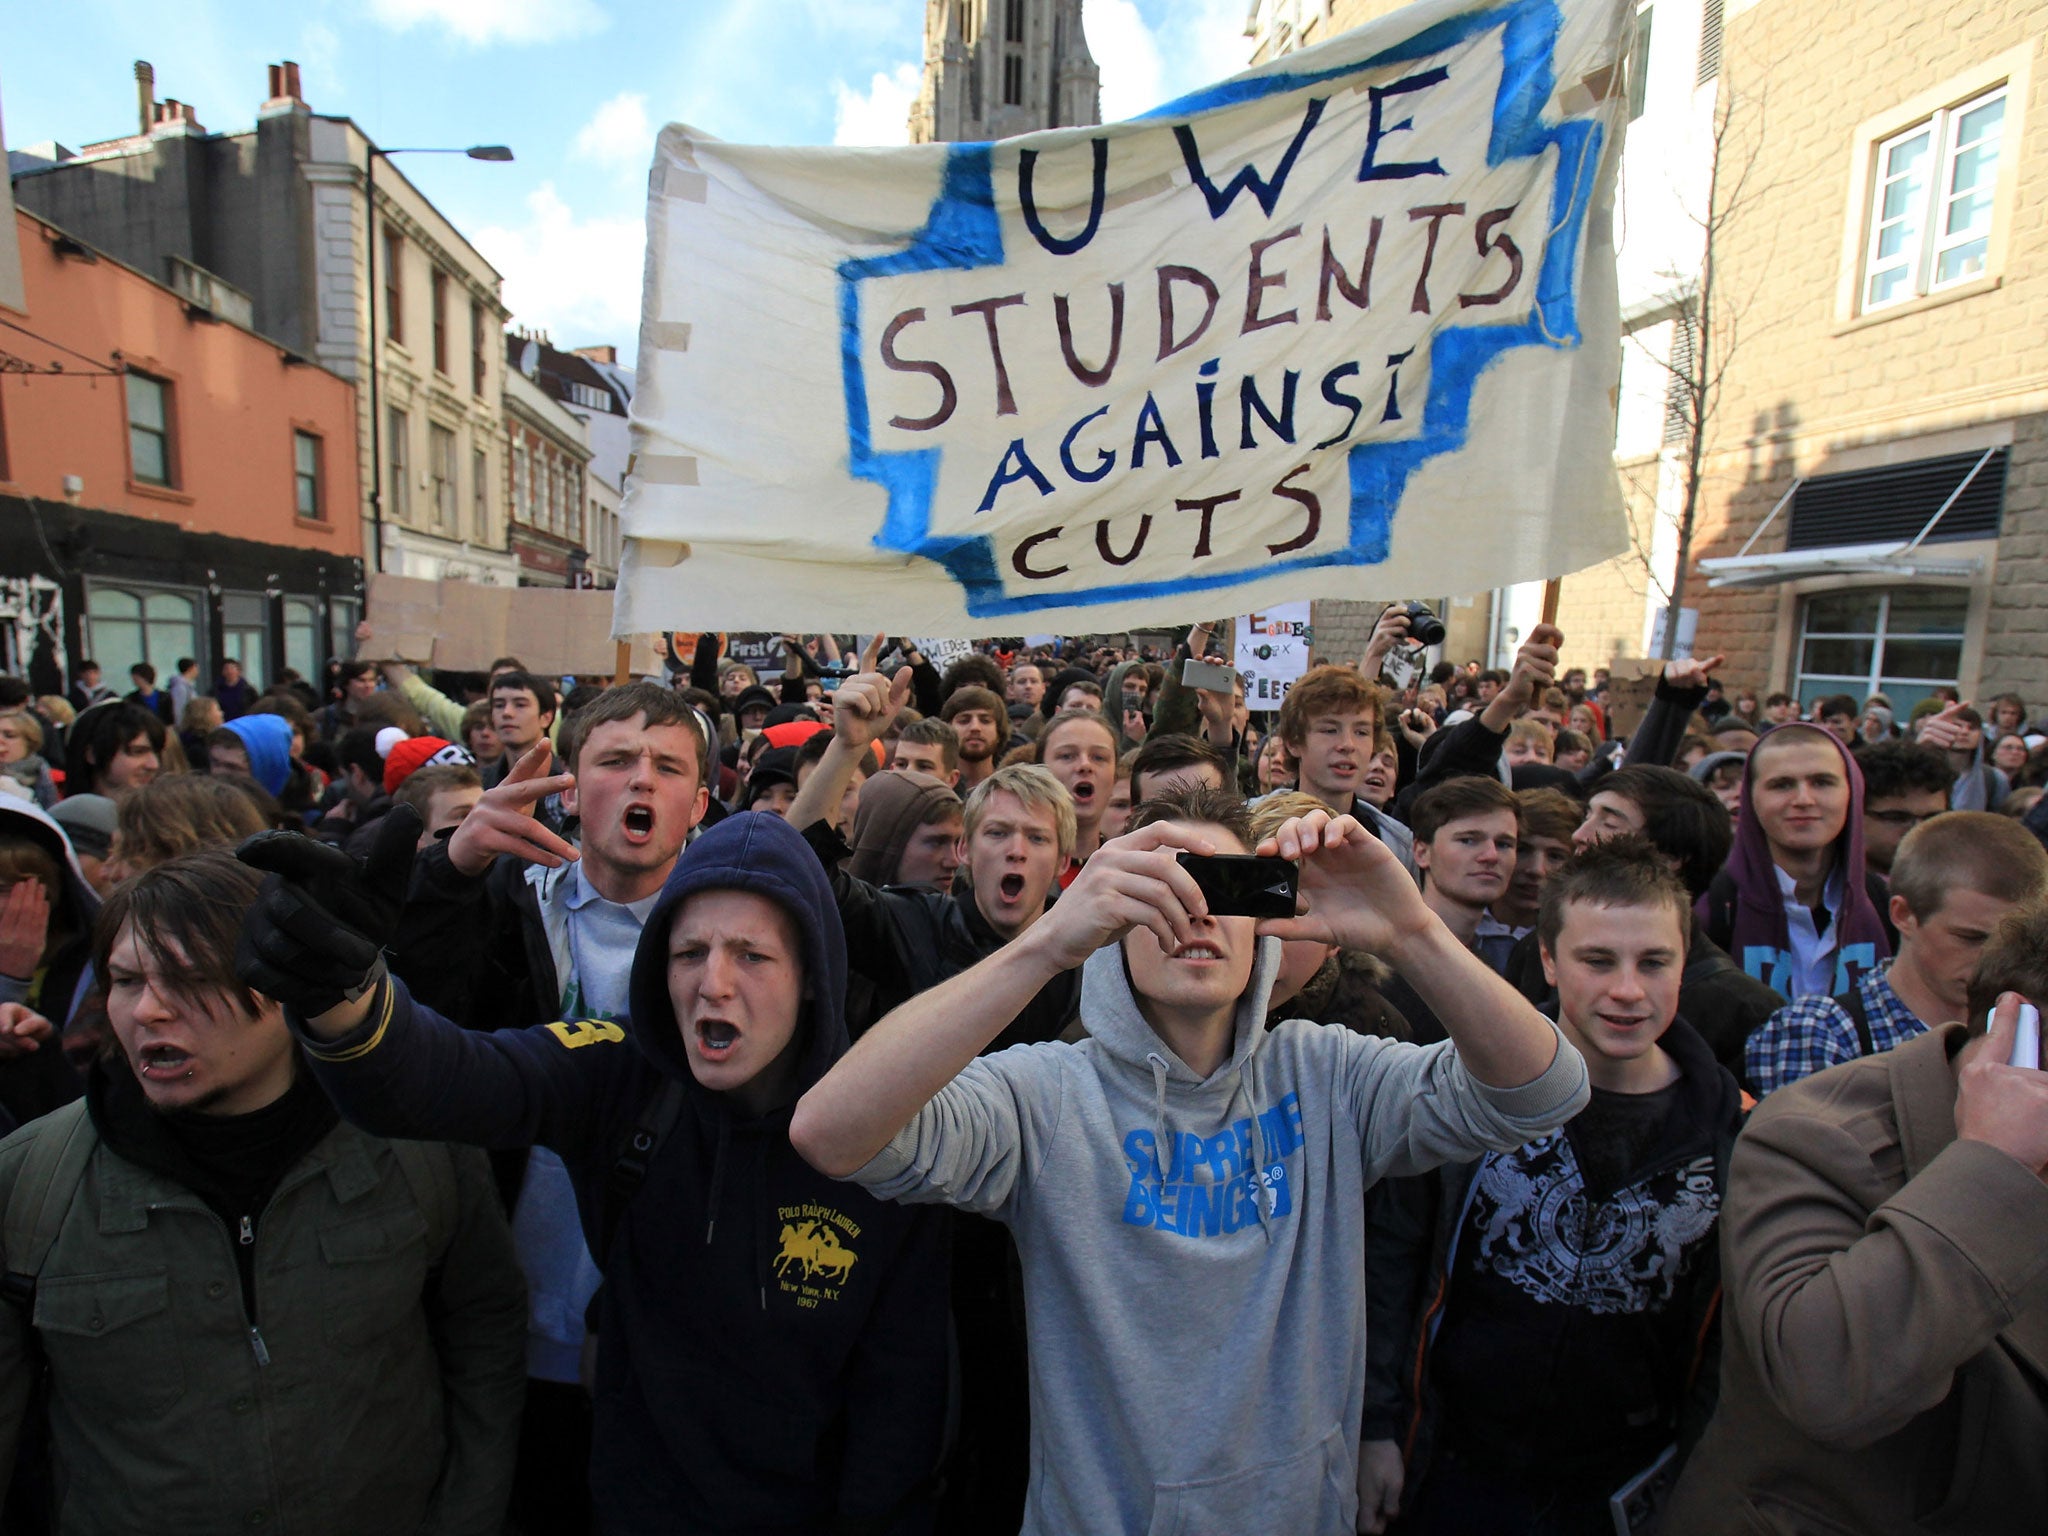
[853,935,1588,1535]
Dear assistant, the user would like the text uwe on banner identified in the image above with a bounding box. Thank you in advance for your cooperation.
[615,0,1631,639]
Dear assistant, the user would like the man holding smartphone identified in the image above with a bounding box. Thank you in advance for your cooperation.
[791,791,1587,1536]
[1666,904,2048,1534]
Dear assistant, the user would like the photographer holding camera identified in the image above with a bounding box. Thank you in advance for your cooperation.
[791,791,1587,1536]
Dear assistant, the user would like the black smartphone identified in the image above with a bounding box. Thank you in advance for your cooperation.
[1176,853,1299,918]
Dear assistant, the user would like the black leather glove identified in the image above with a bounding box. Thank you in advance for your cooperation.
[235,807,422,1018]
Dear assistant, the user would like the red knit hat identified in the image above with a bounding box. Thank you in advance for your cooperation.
[382,735,476,794]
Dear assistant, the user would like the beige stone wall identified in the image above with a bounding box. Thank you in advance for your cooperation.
[1557,455,1664,672]
[1688,0,2048,697]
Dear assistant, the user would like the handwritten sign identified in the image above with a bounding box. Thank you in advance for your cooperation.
[616,0,1629,638]
[365,575,657,678]
[1236,603,1313,708]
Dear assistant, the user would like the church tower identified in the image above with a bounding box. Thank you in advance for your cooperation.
[909,0,1101,144]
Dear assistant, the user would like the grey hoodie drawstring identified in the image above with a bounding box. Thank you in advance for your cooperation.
[1149,1048,1275,1243]
[1239,1059,1273,1242]
[1145,1053,1172,1184]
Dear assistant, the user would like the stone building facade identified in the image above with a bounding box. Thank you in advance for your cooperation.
[12,61,517,587]
[1677,0,2046,710]
[909,0,1100,144]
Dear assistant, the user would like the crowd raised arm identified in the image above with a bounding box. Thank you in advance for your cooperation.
[0,615,2042,1536]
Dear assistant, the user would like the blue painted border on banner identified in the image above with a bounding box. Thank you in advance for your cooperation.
[836,0,1604,618]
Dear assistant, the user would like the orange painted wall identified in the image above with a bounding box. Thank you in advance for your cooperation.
[0,209,361,558]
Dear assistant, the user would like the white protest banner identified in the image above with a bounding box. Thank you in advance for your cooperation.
[1236,603,1313,708]
[616,0,1629,639]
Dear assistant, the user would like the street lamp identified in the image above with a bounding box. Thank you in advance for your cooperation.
[365,143,514,576]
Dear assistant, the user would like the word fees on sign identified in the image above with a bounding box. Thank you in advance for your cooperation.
[616,0,1630,638]
[1237,603,1312,707]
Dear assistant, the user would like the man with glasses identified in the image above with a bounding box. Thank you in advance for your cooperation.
[1853,740,1954,886]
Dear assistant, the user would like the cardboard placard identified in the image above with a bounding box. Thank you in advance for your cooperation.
[1601,658,1663,744]
[365,576,660,679]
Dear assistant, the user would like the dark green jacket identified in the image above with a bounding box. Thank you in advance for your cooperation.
[0,1101,526,1535]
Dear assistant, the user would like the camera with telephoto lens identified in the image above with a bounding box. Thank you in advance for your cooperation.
[1398,602,1447,647]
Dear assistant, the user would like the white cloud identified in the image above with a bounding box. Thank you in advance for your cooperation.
[471,183,644,357]
[1084,0,1165,122]
[1086,0,1253,120]
[832,62,921,147]
[363,0,608,47]
[575,92,652,166]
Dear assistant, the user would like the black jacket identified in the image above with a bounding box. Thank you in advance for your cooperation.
[298,812,948,1536]
[1363,1017,1742,1493]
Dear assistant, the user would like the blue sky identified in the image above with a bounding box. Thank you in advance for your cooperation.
[2,0,1253,360]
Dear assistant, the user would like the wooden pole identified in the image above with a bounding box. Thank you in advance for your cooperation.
[1540,578,1562,628]
[614,639,632,687]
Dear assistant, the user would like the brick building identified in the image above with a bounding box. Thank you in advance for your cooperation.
[11,61,518,587]
[1252,0,2048,708]
[0,206,361,692]
[504,333,593,587]
[1679,0,2044,711]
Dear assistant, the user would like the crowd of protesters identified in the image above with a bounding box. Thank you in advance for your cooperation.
[0,612,2043,1536]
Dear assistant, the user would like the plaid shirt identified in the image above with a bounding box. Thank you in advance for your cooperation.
[1746,962,1928,1096]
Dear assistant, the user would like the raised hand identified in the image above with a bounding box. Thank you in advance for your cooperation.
[859,632,888,675]
[833,667,912,752]
[1254,809,1432,957]
[1361,604,1413,679]
[1957,993,2048,1181]
[0,879,51,979]
[1397,707,1436,748]
[1663,653,1726,691]
[1914,700,1977,753]
[0,1001,52,1060]
[236,809,422,1018]
[1021,822,1215,971]
[445,739,580,877]
[1482,622,1563,728]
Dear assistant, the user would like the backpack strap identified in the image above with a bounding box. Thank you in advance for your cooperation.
[387,1138,459,1260]
[1,1101,100,1312]
[1837,981,1875,1058]
[597,1076,687,1268]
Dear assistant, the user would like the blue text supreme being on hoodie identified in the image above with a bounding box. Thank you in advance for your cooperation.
[296,812,948,1535]
[852,935,1589,1536]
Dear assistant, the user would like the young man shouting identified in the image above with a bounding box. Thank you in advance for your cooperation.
[790,792,1587,1536]
[237,808,949,1536]
[0,852,525,1534]
[792,670,1081,1526]
[1745,810,2048,1094]
[1361,840,1742,1533]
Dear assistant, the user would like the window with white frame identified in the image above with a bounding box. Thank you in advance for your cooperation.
[1794,586,1969,715]
[1862,87,2005,311]
[329,597,361,664]
[429,424,458,535]
[87,583,202,682]
[283,597,319,682]
[221,591,270,689]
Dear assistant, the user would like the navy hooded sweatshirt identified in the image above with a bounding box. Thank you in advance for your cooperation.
[296,811,949,1535]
